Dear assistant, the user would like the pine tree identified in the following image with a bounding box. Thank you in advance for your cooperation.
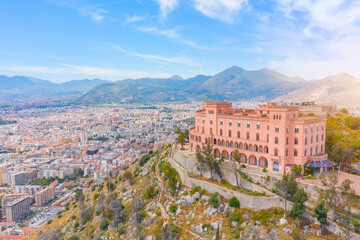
[313,201,328,233]
[289,188,308,218]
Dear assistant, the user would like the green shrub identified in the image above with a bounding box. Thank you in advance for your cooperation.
[241,164,246,168]
[74,222,79,229]
[229,196,240,208]
[99,219,109,230]
[169,204,178,213]
[94,193,99,200]
[144,186,158,199]
[69,235,79,240]
[229,209,244,224]
[209,192,220,208]
[118,227,126,235]
[262,168,267,172]
[190,186,201,194]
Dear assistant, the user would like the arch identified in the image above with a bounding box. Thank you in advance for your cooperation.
[222,150,229,160]
[221,140,225,146]
[199,136,201,142]
[249,144,253,151]
[249,155,257,165]
[259,157,268,168]
[256,133,260,141]
[275,137,279,144]
[239,142,243,149]
[196,145,200,153]
[214,139,217,145]
[294,149,298,156]
[244,143,248,150]
[214,148,220,158]
[259,145,263,152]
[273,161,279,172]
[230,141,234,148]
[264,146,269,153]
[235,142,238,148]
[195,136,198,141]
[254,145,258,152]
[316,146,318,155]
[274,149,278,156]
[294,137,298,144]
[226,140,229,147]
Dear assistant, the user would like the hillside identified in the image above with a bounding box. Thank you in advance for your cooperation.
[275,73,360,108]
[30,144,343,240]
[0,75,109,100]
[78,66,305,104]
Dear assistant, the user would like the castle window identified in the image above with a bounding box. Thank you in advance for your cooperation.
[237,121,241,127]
[305,126,308,133]
[294,150,298,156]
[220,120,223,126]
[202,118,205,124]
[237,131,240,138]
[267,124,269,130]
[286,126,289,133]
[228,130,232,137]
[210,119,213,124]
[286,137,288,144]
[316,135,318,142]
[202,127,204,133]
[294,137,298,144]
[267,134,269,142]
[256,123,260,129]
[220,129,223,136]
[305,137,307,145]
[311,136,313,143]
[321,134,324,141]
[247,122,250,128]
[275,137,279,144]
[256,133,259,141]
[305,150,307,156]
[275,126,280,133]
[294,126,299,133]
[317,124,319,131]
[286,149,288,156]
[311,125,314,132]
[246,132,250,140]
[274,149,278,156]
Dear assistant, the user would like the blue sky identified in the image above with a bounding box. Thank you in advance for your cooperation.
[0,0,359,82]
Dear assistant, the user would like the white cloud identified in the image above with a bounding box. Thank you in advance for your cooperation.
[79,7,108,22]
[123,15,146,24]
[193,0,249,23]
[268,0,360,79]
[154,0,178,18]
[112,45,201,66]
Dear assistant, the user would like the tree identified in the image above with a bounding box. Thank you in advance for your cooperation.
[232,150,243,188]
[176,132,186,150]
[340,179,358,240]
[291,164,302,177]
[289,188,308,218]
[319,172,340,222]
[196,138,224,180]
[215,223,220,240]
[275,174,298,218]
[313,201,328,233]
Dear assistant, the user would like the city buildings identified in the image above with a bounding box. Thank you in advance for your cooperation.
[3,196,31,222]
[35,187,54,207]
[189,101,335,174]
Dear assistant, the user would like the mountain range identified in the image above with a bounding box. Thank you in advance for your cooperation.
[1,66,359,108]
[0,75,109,100]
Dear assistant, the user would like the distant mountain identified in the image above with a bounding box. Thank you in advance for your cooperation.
[186,66,305,99]
[0,76,110,100]
[79,66,305,104]
[274,73,360,108]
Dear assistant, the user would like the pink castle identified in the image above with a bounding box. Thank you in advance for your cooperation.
[189,101,333,174]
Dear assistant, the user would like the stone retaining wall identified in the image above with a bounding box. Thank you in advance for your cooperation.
[171,151,285,210]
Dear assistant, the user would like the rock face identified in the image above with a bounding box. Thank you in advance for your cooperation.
[176,195,195,206]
